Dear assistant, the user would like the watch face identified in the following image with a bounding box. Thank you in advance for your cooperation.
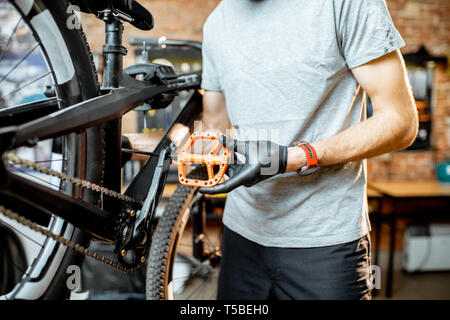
[299,167,319,176]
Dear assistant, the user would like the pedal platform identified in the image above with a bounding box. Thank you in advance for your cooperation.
[177,132,230,187]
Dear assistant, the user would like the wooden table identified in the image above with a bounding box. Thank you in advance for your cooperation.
[367,181,450,298]
[369,181,450,198]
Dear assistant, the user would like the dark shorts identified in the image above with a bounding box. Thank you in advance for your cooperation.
[218,226,372,300]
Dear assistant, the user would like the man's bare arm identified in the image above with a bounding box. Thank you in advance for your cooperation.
[202,90,231,133]
[286,50,419,172]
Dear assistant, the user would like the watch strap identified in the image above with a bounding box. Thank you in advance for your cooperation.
[293,141,319,175]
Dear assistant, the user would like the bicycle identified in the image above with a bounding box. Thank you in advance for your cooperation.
[0,0,222,300]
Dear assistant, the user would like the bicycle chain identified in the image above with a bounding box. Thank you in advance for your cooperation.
[0,152,145,274]
[3,152,143,206]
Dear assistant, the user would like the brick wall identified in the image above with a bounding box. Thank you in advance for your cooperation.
[80,0,449,181]
[80,0,221,67]
[80,0,221,132]
[387,0,450,56]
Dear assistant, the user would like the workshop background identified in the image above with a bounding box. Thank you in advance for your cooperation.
[80,0,450,178]
[79,0,450,300]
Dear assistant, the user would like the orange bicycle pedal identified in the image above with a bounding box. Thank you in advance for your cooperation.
[177,132,230,187]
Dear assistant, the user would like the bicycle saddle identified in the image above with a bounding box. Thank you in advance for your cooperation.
[71,0,154,30]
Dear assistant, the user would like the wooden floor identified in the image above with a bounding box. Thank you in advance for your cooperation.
[373,250,450,300]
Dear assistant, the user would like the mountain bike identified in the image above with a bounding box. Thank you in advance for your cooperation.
[0,0,221,300]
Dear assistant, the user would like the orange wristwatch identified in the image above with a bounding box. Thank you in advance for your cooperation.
[293,141,319,176]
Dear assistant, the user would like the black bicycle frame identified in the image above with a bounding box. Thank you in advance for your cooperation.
[0,72,200,149]
[0,13,203,242]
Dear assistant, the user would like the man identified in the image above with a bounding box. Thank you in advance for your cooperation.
[196,0,418,300]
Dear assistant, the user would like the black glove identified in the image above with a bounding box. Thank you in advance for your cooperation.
[199,135,288,195]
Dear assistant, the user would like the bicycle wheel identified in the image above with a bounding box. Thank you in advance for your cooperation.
[147,168,223,300]
[0,0,103,299]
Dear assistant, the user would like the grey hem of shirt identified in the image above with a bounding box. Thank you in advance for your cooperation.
[201,80,222,92]
[223,216,371,248]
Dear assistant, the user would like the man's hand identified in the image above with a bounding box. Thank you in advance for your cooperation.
[199,135,288,195]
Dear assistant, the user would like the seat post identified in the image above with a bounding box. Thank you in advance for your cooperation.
[101,10,127,90]
[99,10,127,211]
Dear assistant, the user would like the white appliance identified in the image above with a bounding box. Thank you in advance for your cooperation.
[403,224,450,273]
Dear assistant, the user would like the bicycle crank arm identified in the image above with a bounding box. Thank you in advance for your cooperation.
[117,145,173,267]
[137,146,172,229]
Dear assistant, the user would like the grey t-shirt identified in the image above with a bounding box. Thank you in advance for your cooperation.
[201,0,405,247]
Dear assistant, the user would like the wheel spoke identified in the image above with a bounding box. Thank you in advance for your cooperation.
[2,71,52,99]
[0,220,44,248]
[0,255,26,276]
[0,17,23,63]
[9,165,62,190]
[34,159,65,164]
[0,219,44,280]
[183,279,210,300]
[0,42,39,86]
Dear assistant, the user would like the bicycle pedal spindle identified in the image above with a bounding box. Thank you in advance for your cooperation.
[177,132,230,187]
